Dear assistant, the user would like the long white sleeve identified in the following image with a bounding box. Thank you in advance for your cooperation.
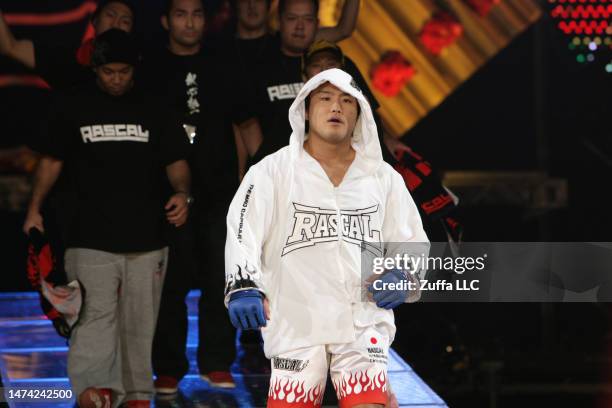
[224,162,275,306]
[382,171,430,303]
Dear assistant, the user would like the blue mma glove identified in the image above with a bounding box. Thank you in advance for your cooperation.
[368,269,409,310]
[228,289,266,330]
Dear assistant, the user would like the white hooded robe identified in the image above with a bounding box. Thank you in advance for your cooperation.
[224,68,429,358]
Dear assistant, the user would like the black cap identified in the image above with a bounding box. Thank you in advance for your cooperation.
[92,0,136,22]
[302,40,345,73]
[91,29,140,67]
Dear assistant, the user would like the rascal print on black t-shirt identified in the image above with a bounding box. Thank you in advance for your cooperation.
[80,124,150,143]
[267,81,304,102]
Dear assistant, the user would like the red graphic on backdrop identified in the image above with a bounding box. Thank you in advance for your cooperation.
[551,4,611,20]
[465,0,501,17]
[370,51,416,97]
[557,19,608,35]
[419,12,463,55]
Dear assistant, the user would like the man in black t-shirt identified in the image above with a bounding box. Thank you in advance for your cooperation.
[219,0,360,175]
[22,30,190,408]
[1,0,134,90]
[1,1,138,291]
[238,0,410,166]
[139,0,262,394]
[223,0,359,74]
[0,0,135,88]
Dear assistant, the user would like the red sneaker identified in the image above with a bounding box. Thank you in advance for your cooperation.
[154,375,179,394]
[124,400,150,408]
[77,387,111,408]
[201,371,236,388]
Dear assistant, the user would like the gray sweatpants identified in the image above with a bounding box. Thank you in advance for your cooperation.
[64,247,168,407]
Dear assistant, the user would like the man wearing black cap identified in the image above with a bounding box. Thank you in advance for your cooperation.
[22,29,191,408]
[243,1,411,165]
[301,39,413,164]
[0,0,134,88]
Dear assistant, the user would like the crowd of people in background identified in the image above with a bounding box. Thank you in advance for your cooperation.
[0,0,420,406]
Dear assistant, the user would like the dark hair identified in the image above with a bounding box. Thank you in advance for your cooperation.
[278,0,319,17]
[92,0,135,22]
[304,82,361,132]
[163,0,176,17]
[91,28,140,67]
[229,0,272,12]
[163,0,207,17]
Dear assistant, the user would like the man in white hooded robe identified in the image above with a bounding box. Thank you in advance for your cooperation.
[224,68,429,408]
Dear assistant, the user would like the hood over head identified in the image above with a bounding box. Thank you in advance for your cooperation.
[288,68,382,171]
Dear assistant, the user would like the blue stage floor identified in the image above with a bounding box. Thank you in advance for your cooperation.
[0,291,447,407]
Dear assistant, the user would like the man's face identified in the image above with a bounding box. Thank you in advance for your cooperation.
[93,2,134,34]
[279,0,318,55]
[236,0,268,32]
[95,63,134,96]
[305,51,342,79]
[163,0,206,47]
[307,83,359,144]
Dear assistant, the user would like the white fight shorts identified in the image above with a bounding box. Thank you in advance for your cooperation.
[267,324,390,408]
